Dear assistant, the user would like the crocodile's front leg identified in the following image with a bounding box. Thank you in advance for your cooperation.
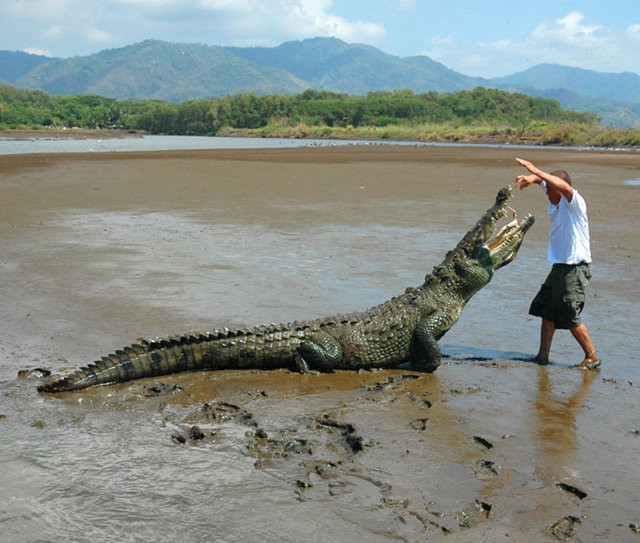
[296,331,343,373]
[409,306,463,372]
[409,323,441,372]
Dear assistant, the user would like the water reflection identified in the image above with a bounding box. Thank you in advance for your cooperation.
[533,366,595,475]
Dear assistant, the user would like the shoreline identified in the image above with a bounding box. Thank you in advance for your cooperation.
[3,126,639,151]
[0,127,144,140]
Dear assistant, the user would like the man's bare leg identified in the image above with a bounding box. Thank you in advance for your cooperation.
[532,318,555,363]
[571,323,600,369]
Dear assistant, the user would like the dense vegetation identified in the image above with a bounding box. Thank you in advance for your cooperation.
[2,84,639,147]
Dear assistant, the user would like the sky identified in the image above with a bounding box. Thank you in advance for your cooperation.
[2,0,639,78]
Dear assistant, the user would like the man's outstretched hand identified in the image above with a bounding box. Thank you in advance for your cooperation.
[515,157,535,171]
[515,158,541,190]
[515,173,540,190]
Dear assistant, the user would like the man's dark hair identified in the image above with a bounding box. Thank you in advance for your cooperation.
[551,169,572,186]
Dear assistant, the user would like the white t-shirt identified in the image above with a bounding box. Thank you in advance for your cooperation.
[541,181,592,264]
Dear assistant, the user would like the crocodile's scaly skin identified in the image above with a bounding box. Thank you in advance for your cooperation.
[38,186,534,392]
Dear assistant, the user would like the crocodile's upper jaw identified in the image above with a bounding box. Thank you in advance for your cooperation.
[477,209,535,271]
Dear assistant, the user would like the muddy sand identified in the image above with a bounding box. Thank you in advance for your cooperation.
[1,145,639,542]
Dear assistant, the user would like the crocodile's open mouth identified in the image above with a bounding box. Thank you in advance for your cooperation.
[484,206,535,269]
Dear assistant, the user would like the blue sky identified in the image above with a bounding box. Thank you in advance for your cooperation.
[2,0,639,77]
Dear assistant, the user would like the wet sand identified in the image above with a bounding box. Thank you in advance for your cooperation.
[1,145,639,541]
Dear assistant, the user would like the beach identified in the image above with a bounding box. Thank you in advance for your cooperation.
[1,145,639,541]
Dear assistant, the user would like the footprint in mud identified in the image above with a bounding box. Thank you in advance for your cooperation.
[171,399,371,500]
[410,499,494,534]
[550,515,582,541]
[144,382,182,397]
[171,424,214,444]
[198,400,257,427]
[556,482,587,500]
[248,430,314,465]
[244,411,370,498]
[363,374,421,393]
[171,400,256,445]
[475,459,499,475]
[409,418,429,431]
[472,435,494,449]
[408,394,433,408]
[314,413,365,454]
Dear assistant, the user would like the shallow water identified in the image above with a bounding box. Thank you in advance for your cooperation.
[0,134,351,155]
[1,146,639,542]
[2,132,635,156]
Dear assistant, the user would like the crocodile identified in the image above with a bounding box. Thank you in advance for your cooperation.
[38,185,534,393]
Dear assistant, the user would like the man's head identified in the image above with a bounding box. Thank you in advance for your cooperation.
[551,170,572,185]
[546,169,572,205]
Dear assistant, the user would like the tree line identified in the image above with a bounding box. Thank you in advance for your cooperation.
[0,84,597,134]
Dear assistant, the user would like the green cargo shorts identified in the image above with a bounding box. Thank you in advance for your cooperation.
[529,262,592,329]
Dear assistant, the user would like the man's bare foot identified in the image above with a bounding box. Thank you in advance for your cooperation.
[529,355,551,365]
[574,357,602,370]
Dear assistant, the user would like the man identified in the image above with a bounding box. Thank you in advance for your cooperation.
[515,157,601,370]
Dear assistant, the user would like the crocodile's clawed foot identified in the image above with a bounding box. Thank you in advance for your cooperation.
[295,355,320,375]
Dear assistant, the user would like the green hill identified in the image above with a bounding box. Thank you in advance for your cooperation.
[227,37,485,93]
[0,50,52,82]
[14,40,308,101]
[493,64,640,103]
[2,38,639,127]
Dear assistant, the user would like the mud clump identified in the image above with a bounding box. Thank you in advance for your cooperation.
[188,425,206,441]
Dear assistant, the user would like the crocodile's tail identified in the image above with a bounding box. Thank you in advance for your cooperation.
[38,327,305,393]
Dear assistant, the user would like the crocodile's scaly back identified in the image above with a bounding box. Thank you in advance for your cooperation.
[38,186,533,393]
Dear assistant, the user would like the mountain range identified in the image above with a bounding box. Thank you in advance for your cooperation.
[1,38,639,127]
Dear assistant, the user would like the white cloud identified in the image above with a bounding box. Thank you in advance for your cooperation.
[112,0,175,5]
[24,47,52,56]
[194,0,386,42]
[425,12,640,77]
[43,25,64,39]
[199,0,248,9]
[532,11,604,44]
[391,0,417,10]
[86,27,114,44]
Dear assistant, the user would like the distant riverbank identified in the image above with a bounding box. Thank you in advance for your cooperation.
[218,121,640,149]
[3,121,640,150]
[0,128,142,140]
